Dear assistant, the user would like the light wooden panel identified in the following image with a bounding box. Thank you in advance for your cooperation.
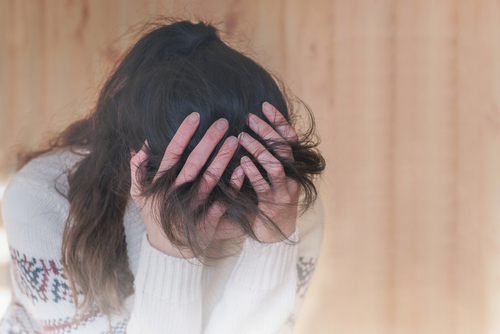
[1,1,500,333]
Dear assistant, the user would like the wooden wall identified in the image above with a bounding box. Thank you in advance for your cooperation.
[1,0,500,333]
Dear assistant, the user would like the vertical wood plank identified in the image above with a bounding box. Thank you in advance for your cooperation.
[392,0,459,332]
[1,1,500,333]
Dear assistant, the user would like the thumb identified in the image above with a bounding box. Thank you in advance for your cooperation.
[130,143,149,200]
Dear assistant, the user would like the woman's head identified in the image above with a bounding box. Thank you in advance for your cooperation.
[21,19,325,319]
[97,20,290,154]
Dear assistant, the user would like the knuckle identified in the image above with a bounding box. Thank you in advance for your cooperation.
[181,162,200,181]
[201,172,216,186]
[268,164,284,178]
[198,184,211,198]
[280,193,291,203]
[168,138,184,155]
[177,128,190,140]
[262,127,275,139]
[180,126,192,136]
[288,130,299,142]
[253,146,267,159]
[208,207,224,221]
[206,130,220,143]
[256,186,270,195]
[254,181,271,194]
[277,147,293,160]
[184,172,198,182]
[184,159,199,171]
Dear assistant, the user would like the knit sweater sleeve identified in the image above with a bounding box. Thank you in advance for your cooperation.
[126,193,325,334]
[203,194,325,333]
[127,193,325,334]
[125,233,204,333]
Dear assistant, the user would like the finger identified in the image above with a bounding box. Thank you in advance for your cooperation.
[240,155,274,202]
[238,132,289,200]
[247,113,293,160]
[153,112,200,182]
[229,165,245,190]
[199,165,244,230]
[197,201,227,244]
[262,102,298,143]
[130,144,149,199]
[204,166,246,243]
[198,135,238,201]
[175,118,228,186]
[287,178,301,199]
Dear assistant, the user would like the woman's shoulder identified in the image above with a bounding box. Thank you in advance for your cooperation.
[9,148,87,193]
[2,148,87,257]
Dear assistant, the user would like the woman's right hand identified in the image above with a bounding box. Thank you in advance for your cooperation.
[129,112,245,259]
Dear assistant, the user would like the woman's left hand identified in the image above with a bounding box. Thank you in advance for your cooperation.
[238,102,300,243]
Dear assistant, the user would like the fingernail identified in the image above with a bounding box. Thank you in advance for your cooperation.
[241,156,250,164]
[248,114,257,126]
[238,132,249,143]
[188,112,200,125]
[236,166,244,177]
[262,102,272,113]
[216,118,228,130]
[227,136,238,147]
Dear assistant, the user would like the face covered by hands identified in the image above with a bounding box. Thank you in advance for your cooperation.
[129,102,300,259]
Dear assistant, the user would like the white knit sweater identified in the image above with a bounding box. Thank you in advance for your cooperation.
[0,148,324,334]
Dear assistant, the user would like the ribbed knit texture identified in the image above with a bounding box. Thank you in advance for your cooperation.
[232,227,299,291]
[0,149,325,333]
[135,233,204,304]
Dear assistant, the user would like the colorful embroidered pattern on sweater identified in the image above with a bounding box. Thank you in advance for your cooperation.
[6,247,131,333]
[41,307,101,333]
[9,246,74,304]
[99,318,129,334]
[3,298,120,334]
[1,300,44,334]
[296,256,317,298]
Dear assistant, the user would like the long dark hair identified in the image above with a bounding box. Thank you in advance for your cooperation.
[19,18,326,320]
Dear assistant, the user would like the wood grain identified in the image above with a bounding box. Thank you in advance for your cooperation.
[1,1,500,333]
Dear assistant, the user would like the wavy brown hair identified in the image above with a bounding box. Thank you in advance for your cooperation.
[19,19,326,322]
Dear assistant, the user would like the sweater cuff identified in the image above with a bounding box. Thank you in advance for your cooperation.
[231,226,299,291]
[134,232,204,305]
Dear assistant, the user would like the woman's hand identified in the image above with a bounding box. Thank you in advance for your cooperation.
[238,102,301,243]
[130,112,245,258]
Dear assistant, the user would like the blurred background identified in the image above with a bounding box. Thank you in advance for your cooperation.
[1,0,500,333]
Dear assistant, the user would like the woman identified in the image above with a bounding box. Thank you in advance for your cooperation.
[0,19,326,333]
